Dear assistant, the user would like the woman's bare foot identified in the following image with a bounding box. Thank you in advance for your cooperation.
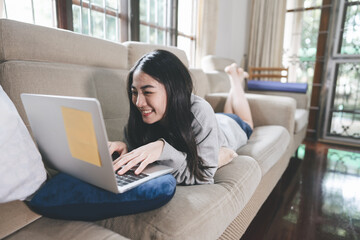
[224,63,248,88]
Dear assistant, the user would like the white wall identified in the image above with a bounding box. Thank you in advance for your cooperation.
[215,0,251,66]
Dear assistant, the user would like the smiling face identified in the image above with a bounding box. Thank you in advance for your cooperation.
[131,70,168,124]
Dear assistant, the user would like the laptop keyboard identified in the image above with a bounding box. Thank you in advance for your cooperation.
[115,170,148,187]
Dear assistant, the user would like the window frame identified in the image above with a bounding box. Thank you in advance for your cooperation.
[333,0,360,59]
[57,0,73,30]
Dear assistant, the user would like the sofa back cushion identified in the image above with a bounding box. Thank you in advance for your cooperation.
[205,71,231,93]
[0,61,129,141]
[246,90,309,109]
[93,70,130,141]
[0,19,128,69]
[202,55,235,72]
[124,41,189,69]
[189,68,210,98]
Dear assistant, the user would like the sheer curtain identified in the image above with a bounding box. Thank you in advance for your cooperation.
[247,0,287,68]
[195,0,219,67]
[0,0,4,18]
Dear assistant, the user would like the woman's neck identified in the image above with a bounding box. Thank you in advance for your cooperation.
[158,118,169,128]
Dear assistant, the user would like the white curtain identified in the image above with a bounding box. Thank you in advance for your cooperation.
[247,0,287,68]
[0,0,4,18]
[283,0,306,82]
[195,0,219,67]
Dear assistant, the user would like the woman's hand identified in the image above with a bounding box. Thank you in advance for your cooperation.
[113,140,165,175]
[108,141,128,157]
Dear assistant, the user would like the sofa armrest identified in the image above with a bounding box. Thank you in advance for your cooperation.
[246,90,309,109]
[205,93,296,135]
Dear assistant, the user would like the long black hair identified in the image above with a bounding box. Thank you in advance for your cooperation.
[126,49,208,181]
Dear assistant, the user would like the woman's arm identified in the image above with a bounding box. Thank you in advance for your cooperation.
[158,135,218,185]
[158,96,220,185]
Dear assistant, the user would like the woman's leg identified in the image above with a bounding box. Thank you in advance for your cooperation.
[224,63,254,129]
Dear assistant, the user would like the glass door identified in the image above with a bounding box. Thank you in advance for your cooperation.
[323,0,360,145]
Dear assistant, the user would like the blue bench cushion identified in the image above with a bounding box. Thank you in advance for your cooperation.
[28,173,176,221]
[247,80,308,93]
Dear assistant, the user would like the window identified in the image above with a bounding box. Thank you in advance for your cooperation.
[139,0,172,45]
[283,0,323,86]
[283,0,334,141]
[138,0,197,66]
[1,0,198,65]
[2,0,57,27]
[72,0,126,42]
[323,0,360,143]
[177,0,197,66]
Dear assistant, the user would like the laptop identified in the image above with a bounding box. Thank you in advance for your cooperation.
[21,93,173,193]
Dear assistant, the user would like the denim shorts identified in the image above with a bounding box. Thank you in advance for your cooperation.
[216,113,253,139]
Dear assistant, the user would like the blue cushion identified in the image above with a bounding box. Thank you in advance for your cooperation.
[247,80,308,93]
[28,173,176,221]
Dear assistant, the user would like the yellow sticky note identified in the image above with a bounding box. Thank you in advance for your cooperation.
[61,106,101,167]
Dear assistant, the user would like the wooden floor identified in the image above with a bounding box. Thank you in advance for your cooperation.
[242,141,360,240]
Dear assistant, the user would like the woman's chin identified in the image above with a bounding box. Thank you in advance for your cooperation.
[142,117,156,124]
[142,113,164,125]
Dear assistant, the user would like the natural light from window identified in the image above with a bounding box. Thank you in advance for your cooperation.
[2,0,57,27]
[177,0,197,66]
[1,0,198,66]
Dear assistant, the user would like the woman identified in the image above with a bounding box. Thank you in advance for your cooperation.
[109,50,253,185]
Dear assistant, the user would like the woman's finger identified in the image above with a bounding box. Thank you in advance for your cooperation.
[113,151,137,170]
[117,155,145,175]
[113,151,131,165]
[119,147,128,156]
[134,155,152,174]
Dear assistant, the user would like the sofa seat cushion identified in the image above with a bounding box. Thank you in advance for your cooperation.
[237,125,291,176]
[96,156,261,240]
[294,109,309,133]
[0,201,41,239]
[4,217,128,240]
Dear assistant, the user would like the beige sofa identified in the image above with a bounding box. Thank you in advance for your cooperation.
[201,55,309,155]
[0,19,302,239]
